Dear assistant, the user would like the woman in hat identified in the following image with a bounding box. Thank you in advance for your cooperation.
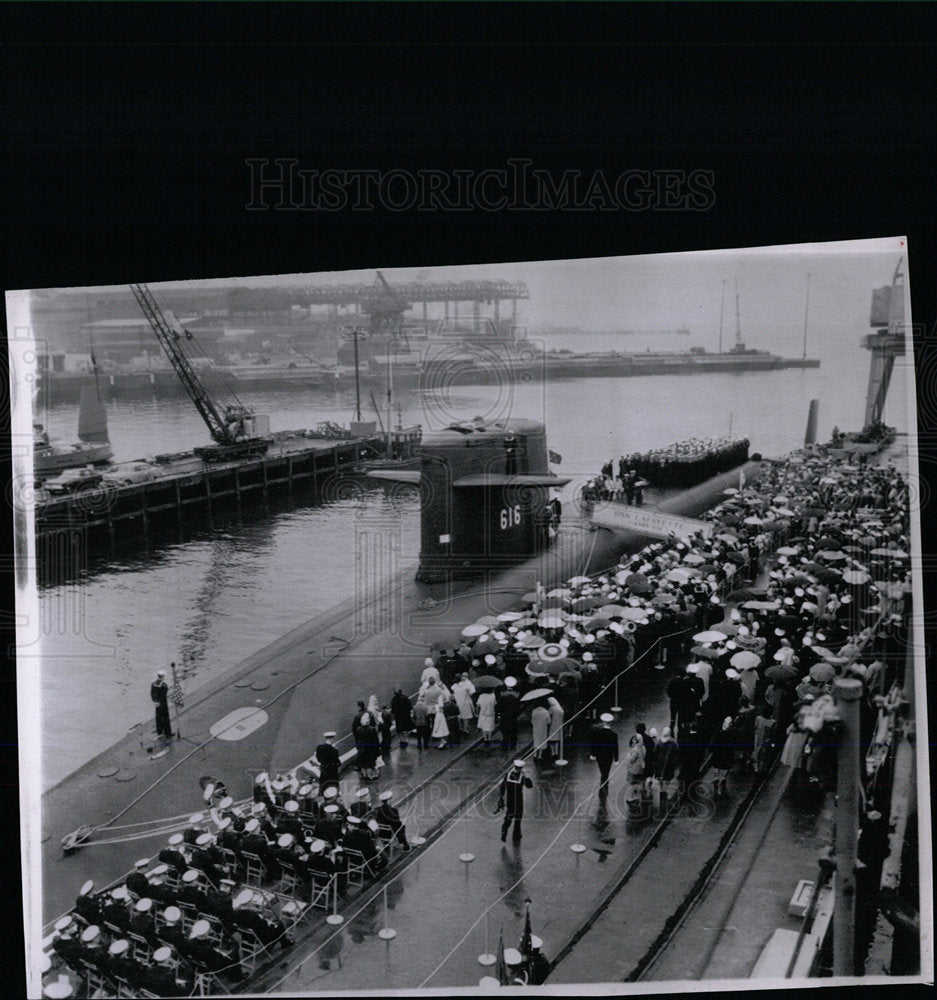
[356,712,380,778]
[431,695,451,748]
[709,715,737,795]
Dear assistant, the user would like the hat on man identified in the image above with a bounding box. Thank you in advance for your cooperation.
[277,833,295,848]
[600,713,614,724]
[504,948,524,966]
[284,800,299,813]
[168,833,184,847]
[216,816,232,831]
[356,788,369,799]
[512,759,526,769]
[109,939,130,957]
[150,863,169,878]
[309,839,326,854]
[156,670,166,678]
[324,786,338,799]
[188,812,204,825]
[135,897,153,913]
[323,732,336,739]
[55,915,74,932]
[163,906,182,925]
[189,919,210,941]
[81,926,101,944]
[379,790,394,802]
[245,818,260,833]
[195,833,213,847]
[252,802,267,815]
[153,946,173,964]
[346,815,362,825]
[531,935,543,950]
[504,676,517,688]
[134,857,151,870]
[79,879,95,897]
[686,663,700,674]
[255,771,268,785]
[111,885,129,901]
[181,869,200,884]
[324,804,339,815]
[725,668,740,679]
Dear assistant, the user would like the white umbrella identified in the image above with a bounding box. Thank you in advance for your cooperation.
[693,630,728,643]
[730,650,761,670]
[683,553,705,566]
[537,615,566,629]
[498,611,524,622]
[547,587,573,599]
[461,624,488,638]
[722,487,739,495]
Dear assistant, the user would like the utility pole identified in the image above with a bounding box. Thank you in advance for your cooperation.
[802,272,812,360]
[833,676,863,976]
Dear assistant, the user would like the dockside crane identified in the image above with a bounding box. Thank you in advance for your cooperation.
[130,282,272,462]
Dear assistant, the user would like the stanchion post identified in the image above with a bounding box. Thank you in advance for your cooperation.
[378,885,396,940]
[570,800,586,854]
[555,725,568,767]
[611,675,621,713]
[833,677,862,976]
[459,810,475,863]
[326,876,344,925]
[478,910,496,966]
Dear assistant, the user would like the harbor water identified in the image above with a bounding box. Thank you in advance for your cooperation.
[34,326,909,788]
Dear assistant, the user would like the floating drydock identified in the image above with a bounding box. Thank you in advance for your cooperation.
[33,427,421,542]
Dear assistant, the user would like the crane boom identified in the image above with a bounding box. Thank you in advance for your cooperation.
[130,282,270,461]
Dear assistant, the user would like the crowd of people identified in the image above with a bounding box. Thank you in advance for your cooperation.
[43,440,912,995]
[600,436,752,491]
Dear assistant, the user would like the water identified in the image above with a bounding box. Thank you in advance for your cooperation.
[34,331,907,788]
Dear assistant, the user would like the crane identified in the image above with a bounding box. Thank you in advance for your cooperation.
[130,282,272,462]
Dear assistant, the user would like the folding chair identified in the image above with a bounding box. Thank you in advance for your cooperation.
[127,929,152,964]
[280,899,309,931]
[218,847,240,879]
[376,823,402,859]
[240,851,265,888]
[342,848,369,888]
[277,860,301,899]
[177,901,198,933]
[80,959,108,996]
[237,926,269,976]
[308,873,334,911]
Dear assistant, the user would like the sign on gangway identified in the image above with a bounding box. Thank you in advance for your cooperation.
[590,502,714,540]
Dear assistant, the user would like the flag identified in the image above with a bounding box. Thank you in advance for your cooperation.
[495,926,507,986]
[170,663,184,708]
[519,899,533,961]
[548,449,562,465]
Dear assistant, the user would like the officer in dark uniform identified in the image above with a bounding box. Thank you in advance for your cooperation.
[341,816,387,876]
[74,879,104,925]
[177,869,210,912]
[375,790,411,851]
[241,818,277,879]
[350,788,373,819]
[588,714,619,803]
[103,938,142,990]
[304,838,339,892]
[151,669,172,740]
[100,887,133,933]
[315,802,345,846]
[498,677,522,750]
[315,732,341,793]
[129,897,158,942]
[276,800,305,839]
[156,907,187,951]
[496,760,533,843]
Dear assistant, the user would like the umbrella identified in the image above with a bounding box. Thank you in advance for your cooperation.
[724,550,747,565]
[519,635,546,649]
[461,624,488,638]
[584,617,612,632]
[537,643,567,662]
[539,596,569,610]
[842,569,871,585]
[521,591,540,605]
[683,553,705,566]
[666,568,695,583]
[838,642,860,658]
[773,495,789,504]
[618,606,650,621]
[776,546,799,556]
[721,513,742,525]
[498,611,524,622]
[690,644,722,660]
[571,596,603,612]
[625,573,652,595]
[716,622,740,636]
[472,675,504,690]
[722,487,739,495]
[871,547,908,558]
[567,575,592,586]
[730,650,761,670]
[765,662,799,682]
[537,614,567,629]
[817,549,846,562]
[815,536,840,549]
[716,531,740,543]
[802,564,842,585]
[540,657,581,676]
[598,604,627,617]
[774,507,795,517]
[743,516,763,525]
[809,662,836,683]
[472,638,500,656]
[742,600,780,610]
[513,616,538,628]
[475,615,502,627]
[726,587,762,602]
[693,630,727,643]
[547,587,573,599]
[520,687,554,703]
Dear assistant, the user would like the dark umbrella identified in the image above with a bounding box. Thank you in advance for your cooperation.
[625,573,652,595]
[584,617,612,632]
[725,550,747,565]
[541,658,580,676]
[690,644,722,660]
[726,587,763,602]
[473,675,504,691]
[809,662,836,683]
[765,662,799,683]
[571,595,603,612]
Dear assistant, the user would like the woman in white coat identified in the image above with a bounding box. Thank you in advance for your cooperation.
[476,690,497,745]
[530,702,551,761]
[546,696,565,758]
[452,673,476,734]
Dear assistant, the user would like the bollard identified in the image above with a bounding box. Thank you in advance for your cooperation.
[326,876,344,925]
[477,911,496,966]
[555,726,568,768]
[570,802,586,854]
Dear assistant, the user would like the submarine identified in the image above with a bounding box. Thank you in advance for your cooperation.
[38,414,765,927]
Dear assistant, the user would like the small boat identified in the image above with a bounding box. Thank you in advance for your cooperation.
[34,386,112,476]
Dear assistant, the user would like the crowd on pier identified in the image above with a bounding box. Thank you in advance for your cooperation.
[42,443,912,996]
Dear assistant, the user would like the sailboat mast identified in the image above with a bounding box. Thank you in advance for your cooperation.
[718,278,726,354]
[802,272,812,360]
